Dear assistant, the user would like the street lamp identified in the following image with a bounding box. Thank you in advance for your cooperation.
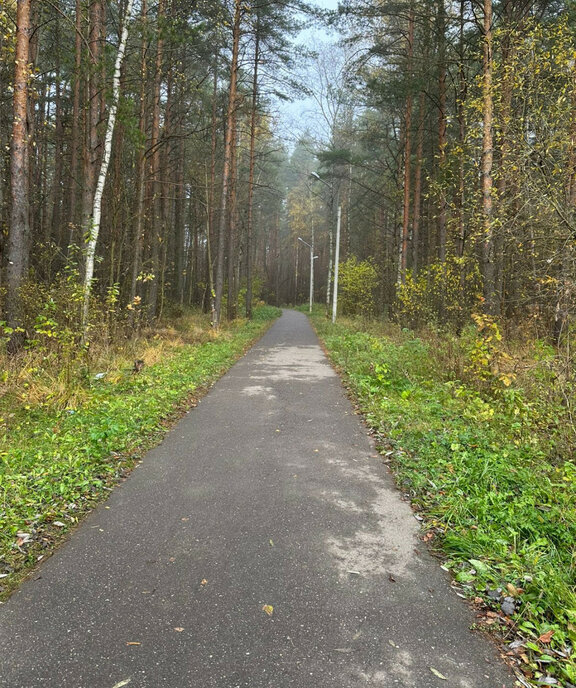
[298,236,317,313]
[310,172,342,324]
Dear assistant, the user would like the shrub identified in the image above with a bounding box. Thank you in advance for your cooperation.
[396,256,482,329]
[338,256,378,317]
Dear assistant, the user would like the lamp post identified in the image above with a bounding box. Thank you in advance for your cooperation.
[310,172,341,324]
[298,235,316,313]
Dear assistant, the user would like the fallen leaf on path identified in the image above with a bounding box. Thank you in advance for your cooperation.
[429,667,447,680]
[262,605,274,616]
[174,628,184,632]
[111,680,132,688]
[269,540,274,547]
[388,574,396,583]
[347,570,361,576]
[333,648,355,653]
[200,579,208,587]
[388,639,399,648]
[181,518,189,522]
[538,630,555,644]
[126,642,141,646]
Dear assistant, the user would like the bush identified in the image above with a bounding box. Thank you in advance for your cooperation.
[338,256,378,317]
[396,256,482,330]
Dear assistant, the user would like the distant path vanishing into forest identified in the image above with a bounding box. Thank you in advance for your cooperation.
[0,310,513,687]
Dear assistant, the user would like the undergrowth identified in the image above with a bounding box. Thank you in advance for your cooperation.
[0,306,280,597]
[311,308,576,688]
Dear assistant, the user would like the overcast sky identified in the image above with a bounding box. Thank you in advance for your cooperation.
[274,0,342,146]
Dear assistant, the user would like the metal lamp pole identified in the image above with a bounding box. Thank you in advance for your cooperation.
[298,236,315,313]
[332,205,342,324]
[310,172,342,323]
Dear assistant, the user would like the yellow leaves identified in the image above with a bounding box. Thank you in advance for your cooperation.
[499,373,516,387]
[262,604,274,616]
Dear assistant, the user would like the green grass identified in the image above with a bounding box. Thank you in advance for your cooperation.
[311,312,576,687]
[0,306,280,596]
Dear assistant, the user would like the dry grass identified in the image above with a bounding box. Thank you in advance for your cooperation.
[0,309,220,416]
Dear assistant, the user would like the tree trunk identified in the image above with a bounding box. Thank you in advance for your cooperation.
[147,0,165,320]
[67,0,84,245]
[49,8,65,252]
[82,0,135,331]
[129,0,148,322]
[436,0,447,263]
[480,0,496,314]
[226,115,239,320]
[398,3,414,284]
[456,0,467,258]
[82,0,104,244]
[214,0,242,327]
[207,56,218,323]
[245,16,261,319]
[412,91,425,273]
[6,0,32,348]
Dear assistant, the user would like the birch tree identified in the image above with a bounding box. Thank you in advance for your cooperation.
[82,0,135,331]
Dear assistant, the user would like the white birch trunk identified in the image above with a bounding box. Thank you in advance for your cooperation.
[82,0,135,331]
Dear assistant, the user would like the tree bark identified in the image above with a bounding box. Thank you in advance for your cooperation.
[129,0,148,324]
[480,0,496,314]
[147,0,165,320]
[245,15,261,319]
[436,0,447,263]
[82,0,104,242]
[67,0,84,245]
[412,91,425,273]
[214,0,242,327]
[207,57,218,323]
[82,0,135,331]
[6,0,33,347]
[398,3,414,284]
[456,0,467,258]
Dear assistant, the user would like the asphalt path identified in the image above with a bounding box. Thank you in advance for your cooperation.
[0,310,513,688]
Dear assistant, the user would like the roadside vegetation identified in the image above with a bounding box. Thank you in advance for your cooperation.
[310,308,576,688]
[0,305,280,598]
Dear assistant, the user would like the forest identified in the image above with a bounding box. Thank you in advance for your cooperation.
[2,0,576,684]
[1,0,574,341]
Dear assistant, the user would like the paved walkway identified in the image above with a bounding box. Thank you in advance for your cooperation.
[0,310,513,687]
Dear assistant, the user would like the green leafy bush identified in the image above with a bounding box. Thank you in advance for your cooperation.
[338,256,378,317]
